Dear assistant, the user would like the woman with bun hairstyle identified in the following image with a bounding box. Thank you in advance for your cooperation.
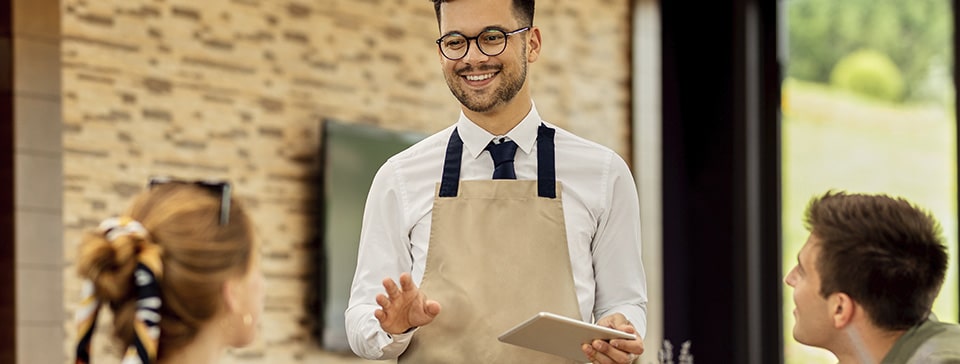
[74,178,264,364]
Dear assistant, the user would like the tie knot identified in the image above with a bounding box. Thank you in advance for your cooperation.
[486,138,518,164]
[485,138,518,179]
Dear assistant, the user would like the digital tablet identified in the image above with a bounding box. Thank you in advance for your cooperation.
[497,312,636,362]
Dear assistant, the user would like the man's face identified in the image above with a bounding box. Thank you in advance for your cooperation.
[437,0,532,113]
[784,234,836,348]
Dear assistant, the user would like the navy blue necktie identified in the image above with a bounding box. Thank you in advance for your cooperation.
[486,138,518,179]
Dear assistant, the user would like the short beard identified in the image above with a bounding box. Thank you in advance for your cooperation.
[446,45,528,113]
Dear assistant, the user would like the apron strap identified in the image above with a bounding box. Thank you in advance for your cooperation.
[438,128,463,197]
[536,124,557,199]
[437,124,557,198]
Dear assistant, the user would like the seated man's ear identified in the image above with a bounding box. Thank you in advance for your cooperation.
[829,292,856,328]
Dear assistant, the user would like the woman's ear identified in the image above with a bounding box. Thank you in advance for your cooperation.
[830,292,856,328]
[222,278,242,314]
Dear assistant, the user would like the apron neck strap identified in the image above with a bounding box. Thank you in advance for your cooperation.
[438,123,557,198]
[536,125,557,198]
[438,128,464,198]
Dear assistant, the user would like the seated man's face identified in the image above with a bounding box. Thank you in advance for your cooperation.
[784,234,836,348]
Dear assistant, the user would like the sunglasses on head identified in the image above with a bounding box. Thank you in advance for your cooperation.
[148,176,232,225]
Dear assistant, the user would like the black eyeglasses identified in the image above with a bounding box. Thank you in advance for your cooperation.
[436,26,531,60]
[148,176,232,225]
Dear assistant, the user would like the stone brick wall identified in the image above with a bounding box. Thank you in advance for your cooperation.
[60,0,631,363]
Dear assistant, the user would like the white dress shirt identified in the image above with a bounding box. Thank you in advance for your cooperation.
[345,103,648,360]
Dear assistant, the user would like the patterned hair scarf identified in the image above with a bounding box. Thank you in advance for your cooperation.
[76,217,164,364]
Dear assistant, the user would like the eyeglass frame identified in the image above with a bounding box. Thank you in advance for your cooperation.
[148,176,232,226]
[435,26,531,61]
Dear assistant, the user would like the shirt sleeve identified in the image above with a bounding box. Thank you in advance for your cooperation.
[591,152,648,337]
[345,159,416,359]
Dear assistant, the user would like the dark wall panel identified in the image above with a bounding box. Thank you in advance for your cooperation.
[661,0,782,362]
[1,0,16,362]
[661,0,737,359]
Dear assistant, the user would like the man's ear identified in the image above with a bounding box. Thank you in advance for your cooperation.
[830,292,856,328]
[527,26,542,63]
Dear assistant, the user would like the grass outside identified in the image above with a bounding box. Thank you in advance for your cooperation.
[782,79,959,363]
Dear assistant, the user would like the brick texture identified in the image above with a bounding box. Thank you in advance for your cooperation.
[60,0,631,363]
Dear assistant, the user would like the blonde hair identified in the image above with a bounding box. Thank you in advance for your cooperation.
[76,182,254,358]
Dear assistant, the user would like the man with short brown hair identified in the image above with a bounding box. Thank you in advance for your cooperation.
[785,191,960,363]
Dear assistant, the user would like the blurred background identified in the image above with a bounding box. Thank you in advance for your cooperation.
[781,0,957,362]
[1,0,957,363]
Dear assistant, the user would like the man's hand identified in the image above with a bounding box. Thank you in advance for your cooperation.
[581,313,644,364]
[374,272,442,335]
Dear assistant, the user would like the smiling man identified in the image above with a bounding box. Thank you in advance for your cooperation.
[344,0,647,363]
[785,191,960,364]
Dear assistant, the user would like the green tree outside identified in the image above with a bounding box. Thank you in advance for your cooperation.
[788,0,951,103]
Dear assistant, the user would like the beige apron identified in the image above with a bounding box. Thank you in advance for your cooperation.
[400,125,582,364]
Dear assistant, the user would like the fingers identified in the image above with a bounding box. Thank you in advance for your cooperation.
[399,272,417,292]
[597,313,641,342]
[597,313,631,330]
[584,342,619,364]
[376,274,441,332]
[610,336,644,356]
[382,277,401,299]
[383,273,419,299]
[616,323,637,334]
[609,314,630,327]
[375,293,391,309]
[424,299,442,317]
[582,343,594,363]
[584,339,638,364]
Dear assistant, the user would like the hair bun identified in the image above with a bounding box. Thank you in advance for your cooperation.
[77,218,152,301]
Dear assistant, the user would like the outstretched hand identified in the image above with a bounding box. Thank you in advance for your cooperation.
[374,272,442,335]
[581,313,644,364]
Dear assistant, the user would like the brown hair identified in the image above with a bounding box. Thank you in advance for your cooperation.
[430,0,535,27]
[76,182,254,358]
[804,191,947,330]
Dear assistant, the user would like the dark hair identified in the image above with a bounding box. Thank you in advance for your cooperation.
[804,191,947,330]
[77,183,255,358]
[430,0,535,27]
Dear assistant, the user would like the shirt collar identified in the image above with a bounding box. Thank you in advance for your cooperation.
[456,102,542,159]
